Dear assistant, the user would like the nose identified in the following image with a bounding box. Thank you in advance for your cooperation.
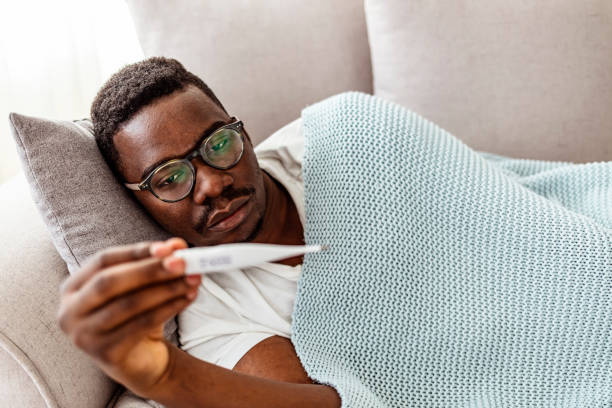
[191,159,234,205]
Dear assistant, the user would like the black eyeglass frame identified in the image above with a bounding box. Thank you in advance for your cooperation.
[123,118,245,203]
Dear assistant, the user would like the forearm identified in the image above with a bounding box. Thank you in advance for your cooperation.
[142,343,341,408]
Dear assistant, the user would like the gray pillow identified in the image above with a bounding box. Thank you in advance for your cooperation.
[8,112,176,339]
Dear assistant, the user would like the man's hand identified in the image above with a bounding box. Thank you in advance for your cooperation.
[58,238,341,408]
[57,237,200,396]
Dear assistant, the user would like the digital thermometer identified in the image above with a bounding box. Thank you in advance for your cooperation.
[173,243,328,275]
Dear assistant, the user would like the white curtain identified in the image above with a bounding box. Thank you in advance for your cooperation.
[0,0,144,185]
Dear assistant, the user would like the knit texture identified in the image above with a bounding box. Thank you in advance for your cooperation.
[292,92,611,407]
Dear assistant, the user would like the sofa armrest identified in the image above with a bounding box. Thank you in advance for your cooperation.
[0,346,48,406]
[0,173,117,407]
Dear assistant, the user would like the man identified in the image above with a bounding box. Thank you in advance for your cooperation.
[57,57,340,407]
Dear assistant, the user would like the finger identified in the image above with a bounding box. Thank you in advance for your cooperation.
[167,236,188,250]
[162,256,186,274]
[101,295,194,350]
[86,276,200,332]
[150,237,189,259]
[161,237,190,272]
[62,241,163,294]
[73,257,186,315]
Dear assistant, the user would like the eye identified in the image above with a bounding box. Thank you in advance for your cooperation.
[211,134,230,152]
[203,128,242,167]
[159,169,186,187]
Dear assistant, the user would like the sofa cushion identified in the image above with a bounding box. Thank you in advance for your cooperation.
[125,0,373,146]
[365,0,612,162]
[0,173,117,408]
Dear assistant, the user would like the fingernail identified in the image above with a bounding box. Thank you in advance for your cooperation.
[163,257,183,273]
[187,289,198,299]
[150,243,162,255]
[169,237,187,249]
[186,275,201,286]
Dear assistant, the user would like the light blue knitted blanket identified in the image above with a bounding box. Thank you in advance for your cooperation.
[292,92,611,407]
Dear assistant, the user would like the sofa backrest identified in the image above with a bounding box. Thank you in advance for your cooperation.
[126,0,373,146]
[365,0,611,162]
[127,1,611,162]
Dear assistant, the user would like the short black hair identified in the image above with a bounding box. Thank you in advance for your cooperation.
[91,56,227,181]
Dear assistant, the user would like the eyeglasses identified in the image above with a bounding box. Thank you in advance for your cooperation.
[124,118,245,203]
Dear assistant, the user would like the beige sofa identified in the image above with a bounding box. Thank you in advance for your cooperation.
[1,1,610,407]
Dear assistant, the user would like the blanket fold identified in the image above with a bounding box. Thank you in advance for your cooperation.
[292,92,611,408]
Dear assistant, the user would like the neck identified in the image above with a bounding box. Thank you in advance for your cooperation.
[250,170,304,265]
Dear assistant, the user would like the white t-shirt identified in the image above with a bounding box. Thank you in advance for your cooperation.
[178,118,305,370]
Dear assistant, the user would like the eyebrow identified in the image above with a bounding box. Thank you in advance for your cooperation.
[140,120,227,180]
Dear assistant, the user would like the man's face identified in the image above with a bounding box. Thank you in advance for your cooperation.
[113,85,266,247]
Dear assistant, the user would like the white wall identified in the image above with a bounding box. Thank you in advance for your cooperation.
[0,0,144,185]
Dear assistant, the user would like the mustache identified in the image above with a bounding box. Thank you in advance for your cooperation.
[194,185,256,233]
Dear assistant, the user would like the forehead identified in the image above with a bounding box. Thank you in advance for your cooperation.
[114,85,229,181]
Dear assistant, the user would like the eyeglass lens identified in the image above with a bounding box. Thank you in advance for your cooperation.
[203,128,244,168]
[150,161,195,201]
[150,127,243,201]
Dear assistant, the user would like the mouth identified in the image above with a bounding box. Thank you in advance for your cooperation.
[206,195,252,232]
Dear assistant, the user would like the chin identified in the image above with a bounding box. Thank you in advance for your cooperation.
[229,214,261,243]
